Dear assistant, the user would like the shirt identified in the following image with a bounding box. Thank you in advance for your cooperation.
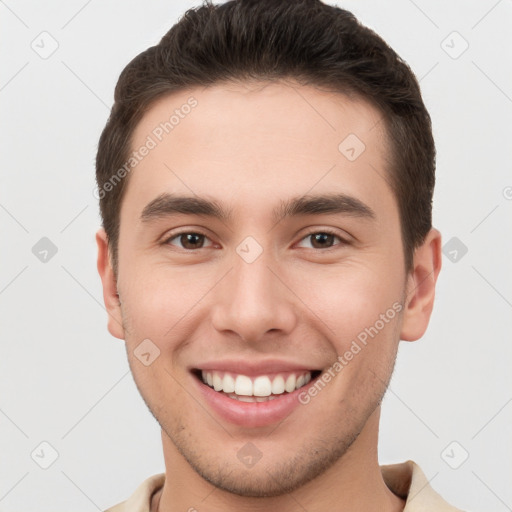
[104,460,464,511]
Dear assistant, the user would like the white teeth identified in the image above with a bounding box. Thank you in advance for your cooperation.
[234,375,253,396]
[212,373,223,391]
[227,393,279,402]
[271,375,285,395]
[285,374,296,393]
[237,395,256,402]
[253,376,272,396]
[200,370,314,397]
[222,373,235,393]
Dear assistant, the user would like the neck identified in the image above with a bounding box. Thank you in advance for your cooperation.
[156,408,404,512]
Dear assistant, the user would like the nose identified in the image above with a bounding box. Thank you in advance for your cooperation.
[211,251,298,344]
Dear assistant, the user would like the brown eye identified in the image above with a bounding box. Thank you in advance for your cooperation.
[310,233,336,248]
[166,232,213,250]
[296,231,346,249]
[180,233,205,249]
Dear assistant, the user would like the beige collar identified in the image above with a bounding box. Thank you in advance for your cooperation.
[105,460,464,511]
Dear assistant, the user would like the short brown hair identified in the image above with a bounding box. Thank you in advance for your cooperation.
[96,0,435,273]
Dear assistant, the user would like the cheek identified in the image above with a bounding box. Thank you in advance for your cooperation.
[118,261,218,343]
[291,261,404,349]
[298,266,403,410]
[291,265,402,429]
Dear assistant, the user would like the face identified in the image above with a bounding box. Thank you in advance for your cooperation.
[97,81,439,497]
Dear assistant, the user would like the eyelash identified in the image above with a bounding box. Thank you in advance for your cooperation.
[162,229,349,251]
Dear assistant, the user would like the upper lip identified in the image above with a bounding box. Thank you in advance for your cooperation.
[191,359,323,376]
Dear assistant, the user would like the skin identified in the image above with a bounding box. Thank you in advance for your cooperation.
[97,81,442,512]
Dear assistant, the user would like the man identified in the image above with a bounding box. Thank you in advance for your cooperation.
[95,1,461,510]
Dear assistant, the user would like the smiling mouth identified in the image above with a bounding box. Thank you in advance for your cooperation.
[192,369,322,402]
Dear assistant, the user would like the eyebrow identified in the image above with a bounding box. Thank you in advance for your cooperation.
[140,192,376,224]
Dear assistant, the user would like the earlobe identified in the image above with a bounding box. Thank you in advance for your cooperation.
[96,228,125,340]
[400,228,442,342]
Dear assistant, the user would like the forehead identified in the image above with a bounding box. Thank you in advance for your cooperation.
[125,81,395,223]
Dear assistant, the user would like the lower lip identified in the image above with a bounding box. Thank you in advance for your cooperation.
[193,373,319,428]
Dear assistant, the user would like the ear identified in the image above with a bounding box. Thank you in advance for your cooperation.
[400,228,442,341]
[96,228,125,340]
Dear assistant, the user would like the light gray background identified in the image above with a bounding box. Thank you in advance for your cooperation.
[1,1,511,510]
